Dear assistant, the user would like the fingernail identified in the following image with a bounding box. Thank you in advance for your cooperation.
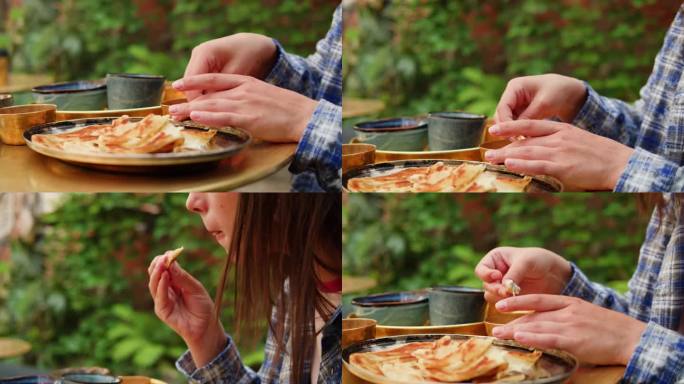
[492,326,503,336]
[169,105,180,114]
[489,124,500,134]
[172,79,184,89]
[505,159,519,168]
[496,300,508,311]
[484,150,496,160]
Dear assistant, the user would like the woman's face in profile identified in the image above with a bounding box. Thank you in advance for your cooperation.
[186,193,239,251]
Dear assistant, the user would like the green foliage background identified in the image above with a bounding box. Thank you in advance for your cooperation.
[343,194,649,295]
[343,0,682,117]
[0,194,262,381]
[2,0,338,81]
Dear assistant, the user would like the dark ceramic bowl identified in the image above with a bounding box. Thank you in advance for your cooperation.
[0,376,54,384]
[428,111,486,150]
[353,118,427,151]
[32,81,107,111]
[428,285,485,325]
[351,291,429,326]
[106,73,165,109]
[0,94,13,108]
[60,374,120,384]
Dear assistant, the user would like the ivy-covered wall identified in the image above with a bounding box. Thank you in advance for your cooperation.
[343,0,681,116]
[3,0,338,80]
[343,194,649,294]
[1,194,258,381]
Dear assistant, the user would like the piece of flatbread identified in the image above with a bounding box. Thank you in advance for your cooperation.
[31,114,216,154]
[347,162,531,193]
[503,279,521,296]
[349,336,548,383]
[165,246,184,268]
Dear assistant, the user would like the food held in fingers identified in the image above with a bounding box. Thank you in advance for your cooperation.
[165,246,184,268]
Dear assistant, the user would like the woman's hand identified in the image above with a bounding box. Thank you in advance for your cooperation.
[170,74,318,142]
[492,294,647,366]
[484,120,634,191]
[475,247,572,304]
[183,33,278,101]
[148,251,227,367]
[495,74,588,123]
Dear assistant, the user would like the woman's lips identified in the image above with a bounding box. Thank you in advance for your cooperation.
[211,231,224,240]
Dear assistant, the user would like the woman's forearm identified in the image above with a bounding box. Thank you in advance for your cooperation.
[185,321,229,368]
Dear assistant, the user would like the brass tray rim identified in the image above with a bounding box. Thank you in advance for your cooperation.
[349,137,479,156]
[375,320,483,332]
[56,105,161,115]
[23,117,251,167]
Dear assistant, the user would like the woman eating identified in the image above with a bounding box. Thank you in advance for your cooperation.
[475,194,684,383]
[147,193,341,383]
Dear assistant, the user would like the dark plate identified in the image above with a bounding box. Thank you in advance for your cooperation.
[23,117,251,173]
[342,159,563,192]
[352,291,428,307]
[343,334,578,384]
[354,118,427,133]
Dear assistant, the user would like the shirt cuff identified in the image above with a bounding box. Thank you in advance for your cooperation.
[623,321,684,383]
[561,263,595,300]
[572,82,604,131]
[615,147,678,192]
[264,39,293,88]
[289,99,341,191]
[176,335,255,383]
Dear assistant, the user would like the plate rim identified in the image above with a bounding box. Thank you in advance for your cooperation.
[342,159,564,192]
[342,333,578,384]
[23,117,251,167]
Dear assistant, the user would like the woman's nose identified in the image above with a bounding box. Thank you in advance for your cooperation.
[186,193,207,214]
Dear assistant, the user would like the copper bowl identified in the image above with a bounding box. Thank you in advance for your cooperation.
[342,318,377,348]
[0,104,56,145]
[161,98,187,116]
[484,321,504,336]
[343,143,376,172]
[485,303,532,323]
[479,139,510,161]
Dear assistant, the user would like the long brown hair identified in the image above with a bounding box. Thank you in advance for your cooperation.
[213,193,341,382]
[637,193,681,229]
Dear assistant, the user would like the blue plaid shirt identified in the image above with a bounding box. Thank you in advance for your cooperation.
[573,5,684,191]
[264,6,342,192]
[562,194,684,383]
[176,307,341,383]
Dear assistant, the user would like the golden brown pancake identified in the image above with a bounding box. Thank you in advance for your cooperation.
[349,335,547,383]
[347,162,532,193]
[31,114,216,154]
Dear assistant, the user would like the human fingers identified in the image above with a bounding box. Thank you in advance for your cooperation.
[496,294,574,313]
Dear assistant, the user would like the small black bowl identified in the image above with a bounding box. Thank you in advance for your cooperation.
[60,374,121,384]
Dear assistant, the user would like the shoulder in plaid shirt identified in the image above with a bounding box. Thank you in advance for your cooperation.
[562,194,684,383]
[264,6,342,192]
[175,306,341,383]
[573,5,684,191]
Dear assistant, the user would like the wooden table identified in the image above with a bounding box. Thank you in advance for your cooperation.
[343,98,386,119]
[0,338,31,359]
[0,73,54,94]
[569,365,626,383]
[0,142,296,192]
